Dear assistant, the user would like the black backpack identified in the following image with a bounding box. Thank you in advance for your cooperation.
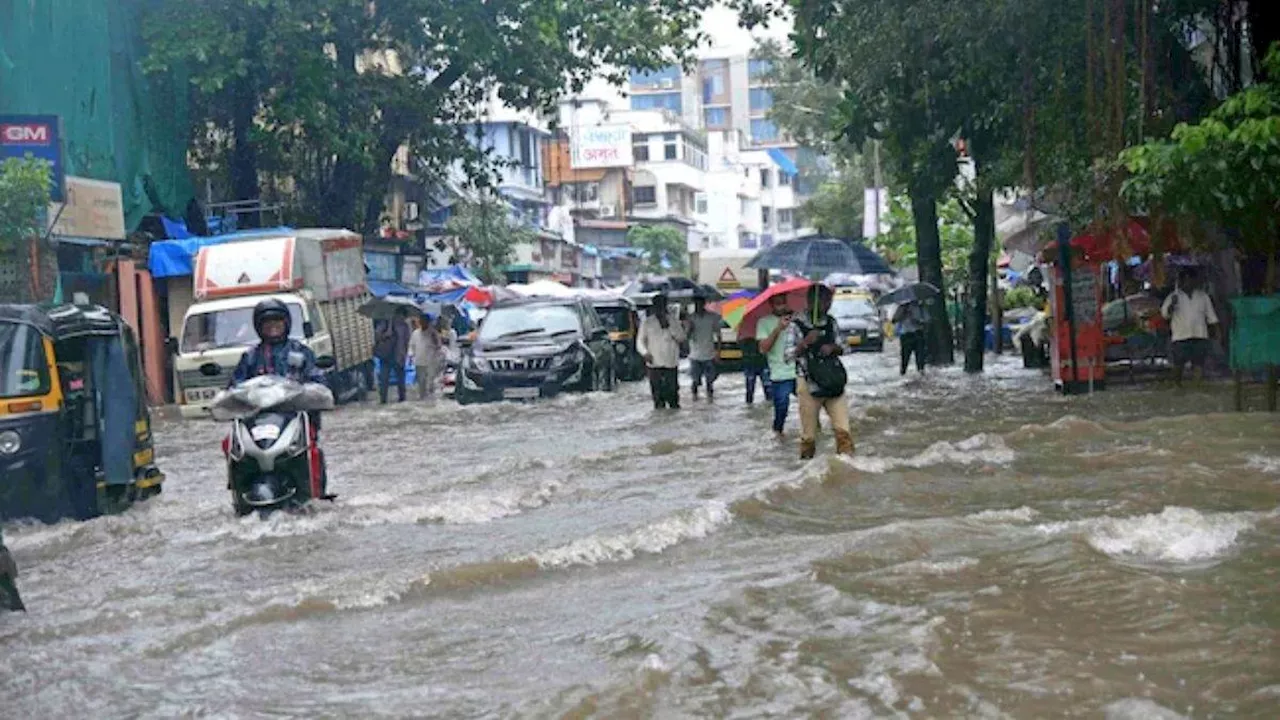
[800,316,847,398]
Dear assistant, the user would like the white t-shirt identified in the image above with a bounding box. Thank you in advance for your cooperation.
[686,312,722,362]
[1161,289,1218,342]
[637,314,687,369]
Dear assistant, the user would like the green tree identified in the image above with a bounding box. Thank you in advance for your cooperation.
[445,198,538,284]
[1120,44,1280,292]
[0,158,53,303]
[0,158,50,251]
[143,0,713,232]
[628,224,689,274]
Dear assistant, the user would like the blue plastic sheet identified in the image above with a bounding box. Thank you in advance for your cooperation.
[147,227,295,278]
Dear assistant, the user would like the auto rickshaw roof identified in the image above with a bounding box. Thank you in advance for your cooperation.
[590,296,637,310]
[0,304,127,340]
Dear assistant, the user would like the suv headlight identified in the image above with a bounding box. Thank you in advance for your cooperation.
[0,431,20,456]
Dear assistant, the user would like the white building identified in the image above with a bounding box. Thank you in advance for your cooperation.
[698,129,763,250]
[611,109,710,250]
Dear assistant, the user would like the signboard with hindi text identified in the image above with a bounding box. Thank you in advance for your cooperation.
[570,124,633,169]
[48,176,126,240]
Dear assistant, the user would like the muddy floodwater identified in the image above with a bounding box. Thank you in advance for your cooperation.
[2,352,1278,718]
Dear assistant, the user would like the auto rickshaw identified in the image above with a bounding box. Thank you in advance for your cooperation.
[0,304,165,523]
[591,296,646,381]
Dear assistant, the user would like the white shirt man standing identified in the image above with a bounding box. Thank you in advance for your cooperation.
[1161,268,1219,386]
[636,294,687,409]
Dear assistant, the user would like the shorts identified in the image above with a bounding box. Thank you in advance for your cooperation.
[1171,338,1211,368]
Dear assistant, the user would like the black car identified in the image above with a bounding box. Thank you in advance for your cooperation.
[831,293,885,352]
[456,297,617,404]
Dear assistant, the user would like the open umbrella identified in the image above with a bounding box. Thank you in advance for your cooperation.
[749,236,893,278]
[709,290,755,330]
[359,294,420,321]
[736,277,813,339]
[875,282,941,307]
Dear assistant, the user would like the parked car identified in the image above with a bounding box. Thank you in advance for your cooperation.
[831,291,885,352]
[456,297,617,404]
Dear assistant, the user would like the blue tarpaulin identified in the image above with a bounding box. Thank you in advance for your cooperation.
[147,227,295,278]
[419,264,480,286]
[767,148,799,176]
[367,280,417,298]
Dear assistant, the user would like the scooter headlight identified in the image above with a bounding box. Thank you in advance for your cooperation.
[0,431,21,456]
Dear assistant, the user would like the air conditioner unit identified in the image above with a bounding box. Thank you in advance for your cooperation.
[660,78,675,89]
[403,202,419,221]
[598,204,616,218]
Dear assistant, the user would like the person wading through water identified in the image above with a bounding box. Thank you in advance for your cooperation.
[791,284,854,458]
[756,294,797,439]
[637,293,687,409]
[685,292,722,400]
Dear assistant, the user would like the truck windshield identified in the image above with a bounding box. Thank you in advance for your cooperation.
[0,322,50,399]
[181,304,305,353]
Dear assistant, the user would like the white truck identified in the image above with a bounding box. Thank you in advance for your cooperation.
[173,228,376,419]
[692,248,764,365]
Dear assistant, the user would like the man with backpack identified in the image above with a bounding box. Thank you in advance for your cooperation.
[789,284,853,459]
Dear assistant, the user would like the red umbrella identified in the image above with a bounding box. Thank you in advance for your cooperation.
[736,277,813,340]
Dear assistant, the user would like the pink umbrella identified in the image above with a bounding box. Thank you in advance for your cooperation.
[736,277,813,340]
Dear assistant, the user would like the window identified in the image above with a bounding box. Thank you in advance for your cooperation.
[762,206,772,226]
[701,75,725,104]
[748,58,773,81]
[778,209,794,228]
[632,135,650,162]
[695,193,709,214]
[663,133,678,160]
[633,186,657,205]
[630,65,681,88]
[568,182,599,203]
[751,119,780,143]
[0,322,49,399]
[779,172,793,187]
[749,88,774,112]
[760,168,771,188]
[630,92,682,113]
[704,107,728,128]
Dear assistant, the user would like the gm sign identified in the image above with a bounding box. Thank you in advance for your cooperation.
[0,114,65,201]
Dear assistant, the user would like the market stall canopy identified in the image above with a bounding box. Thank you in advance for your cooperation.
[419,265,481,292]
[510,280,578,298]
[148,228,295,278]
[1042,218,1184,264]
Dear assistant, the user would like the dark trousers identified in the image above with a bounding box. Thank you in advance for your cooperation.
[378,357,407,403]
[744,364,771,404]
[648,367,680,409]
[900,332,926,375]
[690,359,718,395]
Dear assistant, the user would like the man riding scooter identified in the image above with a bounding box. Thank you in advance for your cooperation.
[226,299,331,501]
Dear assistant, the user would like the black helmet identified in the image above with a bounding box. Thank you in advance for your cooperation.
[252,298,292,341]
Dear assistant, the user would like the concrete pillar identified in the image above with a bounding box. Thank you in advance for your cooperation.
[136,270,167,405]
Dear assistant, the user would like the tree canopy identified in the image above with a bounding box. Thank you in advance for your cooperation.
[143,0,713,232]
[0,158,50,253]
[445,198,539,284]
[628,224,689,274]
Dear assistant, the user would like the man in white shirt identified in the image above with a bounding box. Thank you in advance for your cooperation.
[636,294,687,409]
[1161,268,1219,387]
[684,295,723,400]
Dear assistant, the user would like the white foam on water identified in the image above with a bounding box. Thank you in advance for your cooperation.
[1103,698,1188,720]
[843,433,1016,474]
[1246,454,1280,474]
[521,501,732,569]
[1039,506,1265,564]
[887,557,980,576]
[967,506,1040,523]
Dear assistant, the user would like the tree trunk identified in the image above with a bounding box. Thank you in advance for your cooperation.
[909,185,954,364]
[229,77,260,221]
[964,184,995,373]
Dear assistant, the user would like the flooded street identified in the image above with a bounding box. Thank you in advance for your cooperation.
[3,351,1278,718]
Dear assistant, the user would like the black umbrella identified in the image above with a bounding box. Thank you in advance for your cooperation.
[748,236,893,278]
[358,295,420,321]
[875,282,941,307]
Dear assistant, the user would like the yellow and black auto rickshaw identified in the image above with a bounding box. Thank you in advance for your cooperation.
[590,296,646,381]
[0,304,164,523]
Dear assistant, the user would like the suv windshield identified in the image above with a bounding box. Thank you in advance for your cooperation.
[0,322,49,399]
[479,305,582,341]
[832,297,877,318]
[181,303,305,352]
